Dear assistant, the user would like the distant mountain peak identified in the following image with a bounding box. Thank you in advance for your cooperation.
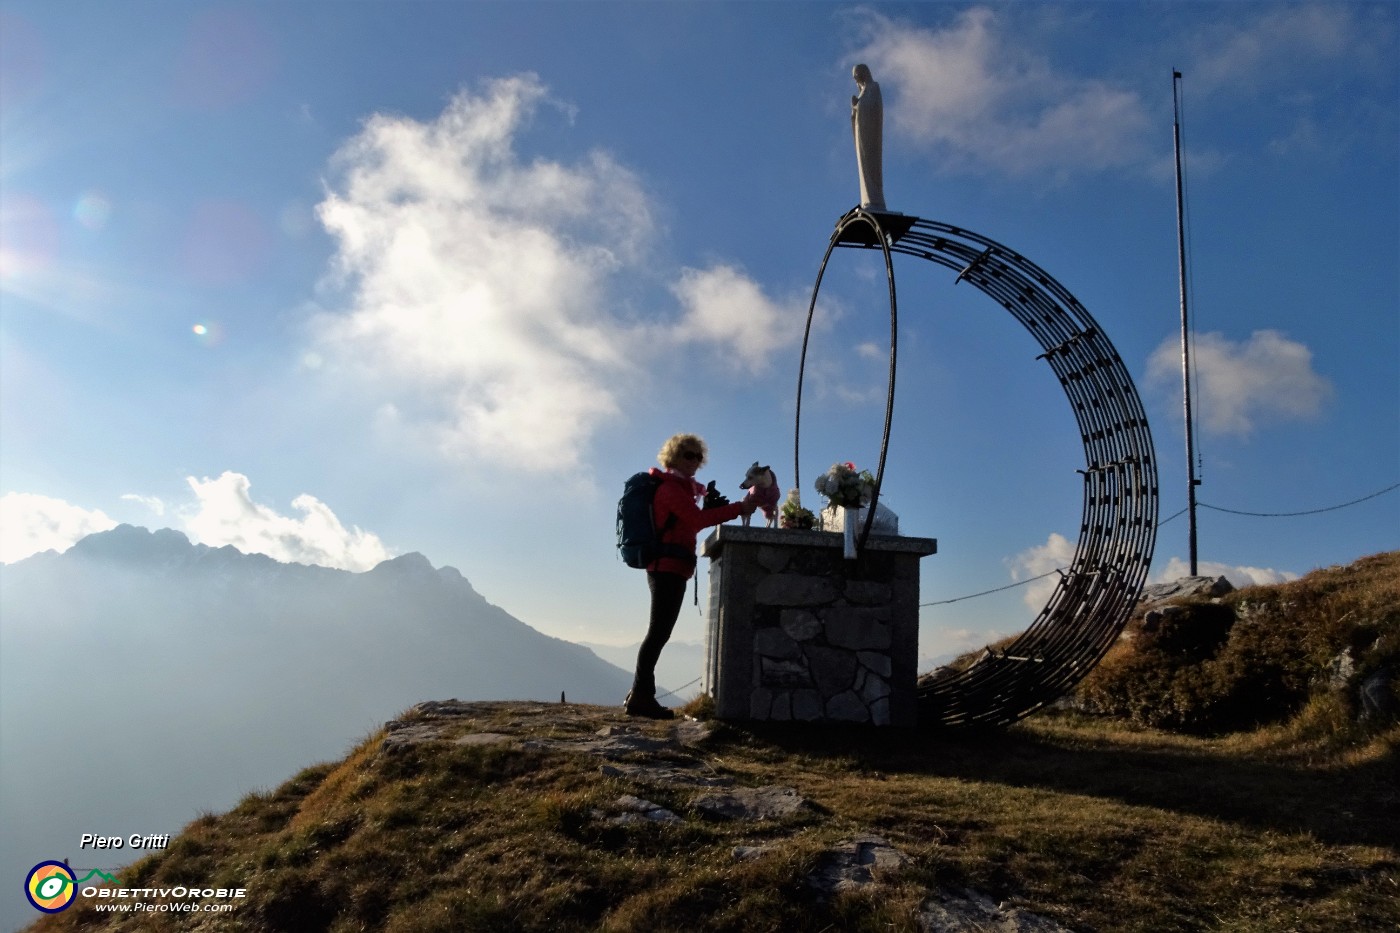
[372,552,435,574]
[69,524,195,562]
[44,527,482,595]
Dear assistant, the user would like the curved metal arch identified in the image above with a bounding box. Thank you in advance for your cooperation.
[799,208,1159,729]
[794,210,899,551]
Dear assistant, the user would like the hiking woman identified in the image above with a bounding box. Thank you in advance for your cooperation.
[626,433,756,718]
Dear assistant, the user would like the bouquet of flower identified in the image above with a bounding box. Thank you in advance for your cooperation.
[814,461,876,510]
[779,489,816,529]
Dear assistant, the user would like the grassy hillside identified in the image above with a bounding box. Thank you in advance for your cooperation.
[27,555,1398,933]
[1075,550,1400,740]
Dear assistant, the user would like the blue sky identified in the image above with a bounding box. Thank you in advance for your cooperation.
[2,1,1396,662]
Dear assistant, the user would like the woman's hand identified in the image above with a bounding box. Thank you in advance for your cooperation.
[703,481,730,510]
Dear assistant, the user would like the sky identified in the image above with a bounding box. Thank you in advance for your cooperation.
[2,0,1397,665]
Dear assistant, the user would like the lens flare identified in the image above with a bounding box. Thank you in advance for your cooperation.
[192,321,225,346]
[73,192,113,231]
[0,193,58,281]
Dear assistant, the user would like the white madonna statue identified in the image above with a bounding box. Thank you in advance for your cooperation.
[851,63,885,212]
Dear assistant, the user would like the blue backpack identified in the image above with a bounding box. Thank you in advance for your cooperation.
[616,472,693,569]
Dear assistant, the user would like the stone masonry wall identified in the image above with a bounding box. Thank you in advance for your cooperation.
[701,526,936,727]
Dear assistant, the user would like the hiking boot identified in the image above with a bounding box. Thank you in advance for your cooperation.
[623,692,675,720]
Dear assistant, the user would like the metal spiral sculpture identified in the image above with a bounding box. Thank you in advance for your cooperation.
[796,208,1159,729]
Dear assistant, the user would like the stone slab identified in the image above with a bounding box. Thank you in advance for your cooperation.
[703,525,936,558]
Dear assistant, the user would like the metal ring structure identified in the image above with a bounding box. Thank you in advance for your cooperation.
[795,210,899,551]
[796,208,1159,729]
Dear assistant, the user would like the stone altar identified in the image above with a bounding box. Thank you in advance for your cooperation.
[701,525,936,726]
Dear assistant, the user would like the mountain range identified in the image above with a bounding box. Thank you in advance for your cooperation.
[0,525,632,933]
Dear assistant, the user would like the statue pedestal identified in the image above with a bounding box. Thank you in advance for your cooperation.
[700,526,936,726]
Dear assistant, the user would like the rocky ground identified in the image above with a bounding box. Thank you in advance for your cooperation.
[384,699,1073,932]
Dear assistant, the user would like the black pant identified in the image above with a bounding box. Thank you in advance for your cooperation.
[632,571,687,699]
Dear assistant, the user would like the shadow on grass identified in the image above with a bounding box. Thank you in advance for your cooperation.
[724,720,1400,850]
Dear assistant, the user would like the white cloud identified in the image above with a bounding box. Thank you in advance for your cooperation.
[1183,5,1385,158]
[312,75,651,470]
[669,265,804,374]
[1155,556,1299,590]
[851,8,1153,178]
[1007,531,1074,611]
[0,492,117,563]
[312,75,795,471]
[121,493,166,517]
[1148,329,1333,437]
[1189,5,1365,96]
[183,472,392,572]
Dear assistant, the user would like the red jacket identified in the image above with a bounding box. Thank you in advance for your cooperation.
[647,468,746,579]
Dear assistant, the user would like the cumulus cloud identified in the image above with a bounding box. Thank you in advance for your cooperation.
[669,265,805,373]
[1155,556,1299,589]
[1007,531,1074,611]
[0,492,117,563]
[850,8,1153,178]
[312,74,791,471]
[312,75,646,469]
[1148,330,1333,437]
[183,472,391,572]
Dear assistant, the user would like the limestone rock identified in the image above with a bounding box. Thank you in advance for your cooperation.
[1327,647,1356,690]
[807,646,857,695]
[845,580,893,605]
[453,732,514,747]
[824,605,893,650]
[607,794,682,825]
[858,651,893,677]
[918,887,1073,932]
[1138,575,1234,606]
[671,719,713,747]
[756,546,791,573]
[1359,667,1398,722]
[826,690,870,722]
[692,785,809,822]
[732,845,773,861]
[1141,604,1186,633]
[791,689,824,722]
[754,627,802,659]
[780,609,822,642]
[600,762,733,788]
[760,656,813,688]
[807,835,907,895]
[756,573,841,606]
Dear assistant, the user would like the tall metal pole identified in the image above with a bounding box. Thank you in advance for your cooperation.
[1173,70,1200,575]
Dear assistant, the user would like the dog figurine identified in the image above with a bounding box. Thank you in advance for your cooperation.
[740,462,781,528]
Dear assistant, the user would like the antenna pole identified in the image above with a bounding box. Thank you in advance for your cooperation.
[1173,69,1200,575]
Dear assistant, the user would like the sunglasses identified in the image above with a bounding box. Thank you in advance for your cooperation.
[680,450,704,462]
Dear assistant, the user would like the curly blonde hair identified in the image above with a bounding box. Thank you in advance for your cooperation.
[658,433,707,469]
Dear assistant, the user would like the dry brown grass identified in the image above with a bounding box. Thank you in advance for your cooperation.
[26,554,1400,933]
[30,704,1395,933]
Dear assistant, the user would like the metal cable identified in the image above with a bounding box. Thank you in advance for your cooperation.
[1200,482,1399,518]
